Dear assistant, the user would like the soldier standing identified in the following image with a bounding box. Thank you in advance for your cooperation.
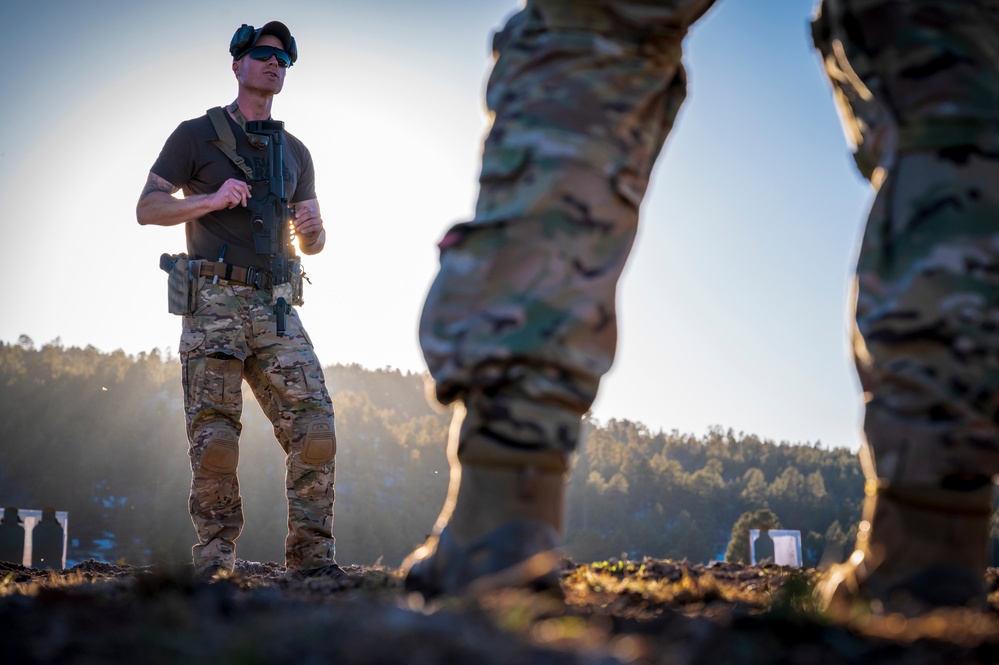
[403,0,999,616]
[137,21,342,581]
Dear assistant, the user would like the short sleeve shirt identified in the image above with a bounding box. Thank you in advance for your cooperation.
[149,108,317,272]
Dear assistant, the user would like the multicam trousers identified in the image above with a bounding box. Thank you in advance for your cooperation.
[813,0,999,485]
[421,0,717,453]
[420,0,999,485]
[180,280,337,573]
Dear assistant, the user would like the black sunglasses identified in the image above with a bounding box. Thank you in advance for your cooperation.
[245,45,293,68]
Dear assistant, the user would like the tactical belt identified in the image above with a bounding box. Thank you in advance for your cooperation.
[198,261,279,290]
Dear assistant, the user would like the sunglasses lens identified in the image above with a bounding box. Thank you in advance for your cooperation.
[247,46,291,67]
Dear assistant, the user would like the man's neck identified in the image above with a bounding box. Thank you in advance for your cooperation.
[231,91,273,122]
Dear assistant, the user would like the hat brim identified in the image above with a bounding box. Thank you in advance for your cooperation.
[257,21,293,53]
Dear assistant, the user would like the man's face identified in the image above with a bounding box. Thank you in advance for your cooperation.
[233,34,288,95]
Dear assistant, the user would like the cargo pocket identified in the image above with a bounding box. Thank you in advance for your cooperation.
[204,355,243,405]
[275,353,321,403]
[179,330,206,410]
[179,329,206,355]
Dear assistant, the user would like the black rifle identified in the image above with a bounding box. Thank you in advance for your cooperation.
[246,119,296,337]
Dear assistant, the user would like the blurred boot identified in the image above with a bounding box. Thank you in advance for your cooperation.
[402,404,568,600]
[817,476,994,617]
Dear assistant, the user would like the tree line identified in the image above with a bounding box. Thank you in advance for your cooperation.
[0,336,922,569]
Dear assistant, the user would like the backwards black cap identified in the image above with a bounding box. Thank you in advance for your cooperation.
[230,21,298,65]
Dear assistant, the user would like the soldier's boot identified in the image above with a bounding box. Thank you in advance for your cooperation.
[193,538,236,581]
[402,407,569,600]
[817,476,994,617]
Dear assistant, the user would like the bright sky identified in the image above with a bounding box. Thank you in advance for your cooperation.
[0,0,871,450]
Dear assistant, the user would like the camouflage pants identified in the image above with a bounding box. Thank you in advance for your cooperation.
[422,0,999,485]
[180,281,337,572]
[814,0,999,485]
[421,0,717,452]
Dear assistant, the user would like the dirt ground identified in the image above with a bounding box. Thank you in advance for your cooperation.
[2,558,999,664]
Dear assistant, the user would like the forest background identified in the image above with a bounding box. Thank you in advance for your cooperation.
[5,337,993,570]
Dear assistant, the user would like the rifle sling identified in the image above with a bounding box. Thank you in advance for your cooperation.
[207,106,254,180]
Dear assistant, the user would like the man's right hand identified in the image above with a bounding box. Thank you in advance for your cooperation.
[210,178,252,210]
[137,173,252,227]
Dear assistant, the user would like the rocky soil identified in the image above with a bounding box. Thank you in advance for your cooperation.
[2,558,999,664]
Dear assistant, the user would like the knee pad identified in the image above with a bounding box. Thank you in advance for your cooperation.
[201,427,239,474]
[300,419,336,466]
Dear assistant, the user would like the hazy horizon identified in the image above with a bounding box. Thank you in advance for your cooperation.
[1,331,850,448]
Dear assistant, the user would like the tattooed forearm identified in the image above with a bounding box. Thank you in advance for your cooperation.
[136,172,192,226]
[140,173,177,201]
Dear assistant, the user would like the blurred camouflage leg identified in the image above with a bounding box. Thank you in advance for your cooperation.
[407,0,717,598]
[813,0,999,614]
[819,151,999,614]
[819,479,993,616]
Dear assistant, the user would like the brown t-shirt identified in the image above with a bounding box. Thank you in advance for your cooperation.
[150,108,317,272]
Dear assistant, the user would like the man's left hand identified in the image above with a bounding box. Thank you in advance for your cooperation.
[293,199,325,253]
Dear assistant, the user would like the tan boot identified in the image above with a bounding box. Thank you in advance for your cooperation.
[402,404,569,599]
[192,538,236,581]
[817,477,994,617]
